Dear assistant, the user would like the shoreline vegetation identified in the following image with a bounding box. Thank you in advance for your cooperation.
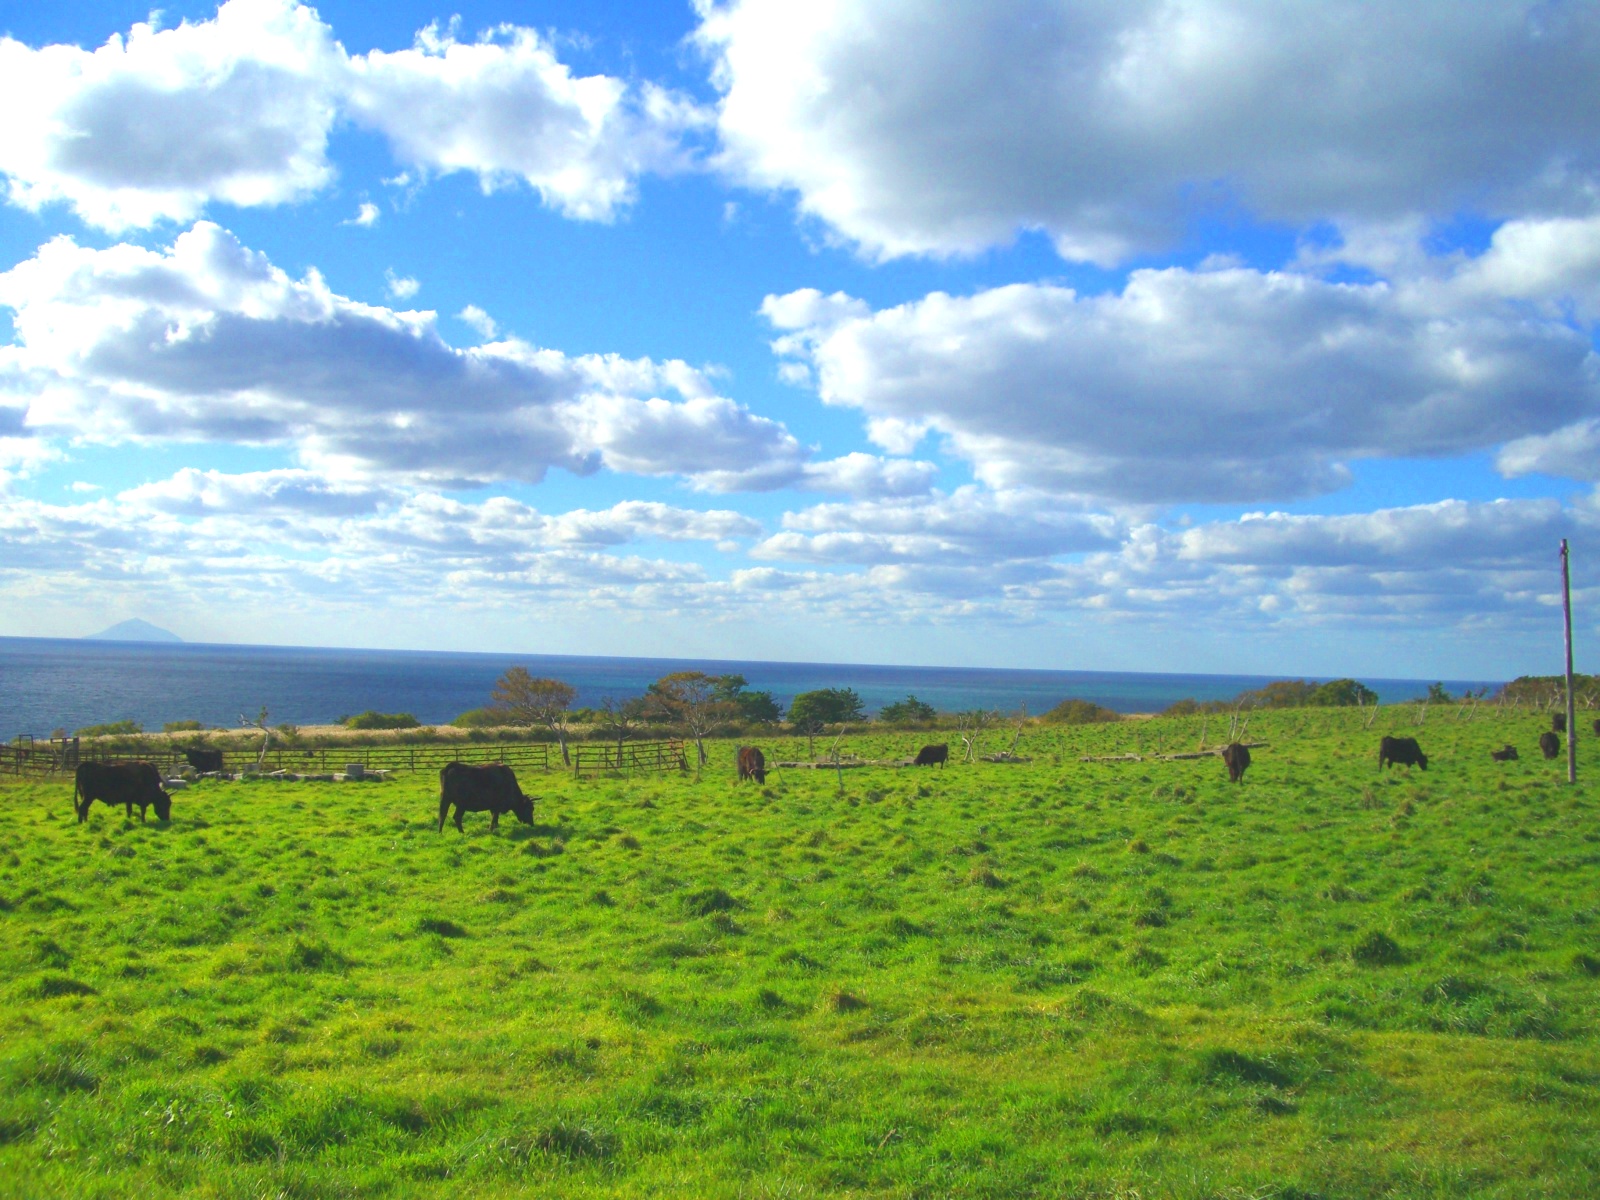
[50,672,1596,756]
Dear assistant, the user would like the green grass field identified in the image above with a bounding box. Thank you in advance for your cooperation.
[3,707,1599,1198]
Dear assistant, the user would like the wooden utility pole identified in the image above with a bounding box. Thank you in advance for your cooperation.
[1562,539,1577,784]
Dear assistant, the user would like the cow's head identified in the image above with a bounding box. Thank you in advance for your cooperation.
[511,791,534,825]
[152,788,172,821]
[1416,751,1429,771]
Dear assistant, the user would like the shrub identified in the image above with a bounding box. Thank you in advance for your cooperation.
[878,694,937,725]
[75,719,141,738]
[788,688,866,728]
[162,719,203,732]
[1041,699,1121,725]
[342,711,421,730]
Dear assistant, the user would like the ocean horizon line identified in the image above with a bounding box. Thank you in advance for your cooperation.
[0,634,1505,737]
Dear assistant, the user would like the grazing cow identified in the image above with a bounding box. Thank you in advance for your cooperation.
[1490,745,1519,762]
[437,762,532,833]
[74,761,171,824]
[1553,713,1567,733]
[1221,742,1251,783]
[1540,731,1561,761]
[1378,736,1429,771]
[736,746,766,784]
[183,748,224,773]
[913,743,948,768]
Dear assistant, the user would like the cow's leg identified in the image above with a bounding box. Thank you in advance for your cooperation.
[454,807,465,832]
[489,809,500,831]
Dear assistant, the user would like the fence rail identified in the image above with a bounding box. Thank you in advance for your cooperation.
[2,738,553,778]
[572,739,688,778]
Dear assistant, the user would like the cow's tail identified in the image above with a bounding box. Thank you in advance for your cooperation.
[73,773,85,823]
[437,792,449,833]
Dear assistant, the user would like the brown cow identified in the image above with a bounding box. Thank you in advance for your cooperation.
[736,746,766,784]
[1489,745,1519,762]
[437,762,532,833]
[1221,742,1251,783]
[1540,731,1561,761]
[1378,736,1428,771]
[74,761,171,823]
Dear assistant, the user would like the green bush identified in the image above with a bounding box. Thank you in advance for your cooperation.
[75,719,142,738]
[451,708,505,729]
[1041,699,1122,725]
[162,719,204,732]
[341,711,421,731]
[878,694,937,725]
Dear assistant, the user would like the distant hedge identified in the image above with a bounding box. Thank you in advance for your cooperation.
[76,719,142,738]
[340,711,421,731]
[1041,699,1122,725]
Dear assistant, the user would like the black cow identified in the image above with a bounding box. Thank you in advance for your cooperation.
[1540,731,1561,761]
[1378,736,1428,771]
[183,748,224,773]
[1490,744,1519,762]
[913,743,948,767]
[736,746,766,784]
[1553,713,1567,733]
[437,762,532,833]
[1593,718,1600,738]
[1221,742,1251,783]
[74,761,171,823]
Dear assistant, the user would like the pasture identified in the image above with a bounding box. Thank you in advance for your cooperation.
[2,706,1599,1198]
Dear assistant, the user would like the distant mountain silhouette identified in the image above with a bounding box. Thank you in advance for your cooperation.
[85,618,184,643]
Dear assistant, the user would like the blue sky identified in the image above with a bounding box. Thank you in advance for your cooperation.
[1,0,1597,679]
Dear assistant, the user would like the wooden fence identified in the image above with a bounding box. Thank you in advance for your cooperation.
[1,737,552,778]
[572,739,688,779]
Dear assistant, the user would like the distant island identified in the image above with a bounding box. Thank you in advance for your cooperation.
[85,618,184,643]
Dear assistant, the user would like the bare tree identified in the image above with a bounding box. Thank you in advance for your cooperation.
[646,671,732,766]
[239,706,273,769]
[491,668,577,765]
[956,708,997,763]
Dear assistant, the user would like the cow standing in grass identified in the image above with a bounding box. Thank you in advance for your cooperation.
[1540,732,1561,761]
[183,748,224,773]
[437,762,532,833]
[914,743,948,767]
[74,761,171,823]
[1221,742,1251,783]
[736,746,766,784]
[1378,736,1428,771]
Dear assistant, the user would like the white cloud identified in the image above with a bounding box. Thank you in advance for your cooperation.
[344,23,706,221]
[0,222,912,495]
[121,467,394,517]
[0,0,342,230]
[0,0,703,230]
[756,486,1120,565]
[458,305,498,339]
[695,0,1600,262]
[346,201,381,227]
[384,269,420,300]
[1498,420,1600,482]
[764,266,1600,503]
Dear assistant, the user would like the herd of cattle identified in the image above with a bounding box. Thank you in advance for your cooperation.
[65,718,1587,829]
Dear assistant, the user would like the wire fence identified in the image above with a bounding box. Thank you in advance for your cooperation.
[572,739,688,778]
[1,737,555,779]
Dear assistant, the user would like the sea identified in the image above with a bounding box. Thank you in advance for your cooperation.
[0,636,1504,739]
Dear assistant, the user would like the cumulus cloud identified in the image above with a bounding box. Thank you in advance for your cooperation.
[695,0,1600,262]
[384,269,420,300]
[756,486,1121,565]
[458,305,498,339]
[346,202,381,227]
[0,0,703,230]
[0,222,889,492]
[121,467,395,517]
[764,267,1600,503]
